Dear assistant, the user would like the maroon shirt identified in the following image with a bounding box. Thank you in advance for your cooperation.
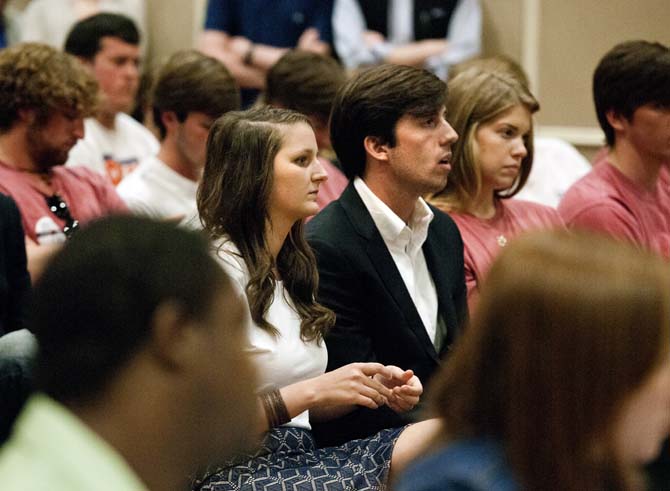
[451,199,564,311]
[559,161,670,259]
[0,163,127,244]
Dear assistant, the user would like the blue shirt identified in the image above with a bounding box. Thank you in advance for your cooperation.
[396,438,518,491]
[203,0,334,106]
[0,21,6,49]
[204,0,333,47]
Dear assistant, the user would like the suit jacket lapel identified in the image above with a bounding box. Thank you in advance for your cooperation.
[339,184,440,362]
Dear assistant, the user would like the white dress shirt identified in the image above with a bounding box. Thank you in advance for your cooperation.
[354,177,440,345]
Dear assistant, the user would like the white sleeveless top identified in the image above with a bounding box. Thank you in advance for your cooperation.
[213,238,327,430]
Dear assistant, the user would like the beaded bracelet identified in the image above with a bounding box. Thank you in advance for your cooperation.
[260,388,290,428]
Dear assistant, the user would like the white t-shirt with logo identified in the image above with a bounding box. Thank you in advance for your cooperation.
[117,155,199,227]
[66,113,159,186]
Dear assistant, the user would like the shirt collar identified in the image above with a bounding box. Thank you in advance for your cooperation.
[354,177,434,256]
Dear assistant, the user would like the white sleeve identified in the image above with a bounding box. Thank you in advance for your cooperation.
[426,0,482,78]
[19,0,52,44]
[333,0,393,69]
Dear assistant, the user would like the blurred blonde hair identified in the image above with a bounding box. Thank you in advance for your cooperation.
[430,230,670,490]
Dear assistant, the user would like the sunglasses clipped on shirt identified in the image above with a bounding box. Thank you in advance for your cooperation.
[45,194,79,238]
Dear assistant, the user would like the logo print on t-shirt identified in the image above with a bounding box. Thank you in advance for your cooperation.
[104,155,140,186]
[34,216,66,245]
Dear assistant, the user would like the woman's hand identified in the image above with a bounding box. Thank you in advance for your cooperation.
[374,366,423,413]
[306,362,395,409]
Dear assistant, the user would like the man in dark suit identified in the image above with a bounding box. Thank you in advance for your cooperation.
[306,64,467,445]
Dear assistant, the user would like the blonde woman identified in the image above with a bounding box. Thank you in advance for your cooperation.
[430,68,563,309]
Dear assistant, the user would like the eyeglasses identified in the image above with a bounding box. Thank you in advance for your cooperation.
[45,194,79,238]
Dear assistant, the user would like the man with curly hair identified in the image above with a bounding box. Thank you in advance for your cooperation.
[0,42,127,278]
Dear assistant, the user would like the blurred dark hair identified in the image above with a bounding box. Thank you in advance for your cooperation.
[152,50,240,139]
[64,12,140,59]
[330,64,446,179]
[593,40,670,146]
[32,215,228,403]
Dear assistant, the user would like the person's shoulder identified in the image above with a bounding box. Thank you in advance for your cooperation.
[505,199,563,225]
[54,165,108,186]
[429,203,459,227]
[0,192,17,210]
[210,238,248,288]
[396,439,516,491]
[558,163,612,209]
[115,114,159,143]
[117,156,160,189]
[427,203,463,243]
[306,198,348,236]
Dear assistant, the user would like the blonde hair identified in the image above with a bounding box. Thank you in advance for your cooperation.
[430,68,539,213]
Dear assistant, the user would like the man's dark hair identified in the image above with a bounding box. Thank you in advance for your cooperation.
[64,12,140,60]
[152,50,240,140]
[593,40,670,147]
[266,50,346,122]
[330,64,447,179]
[31,215,228,403]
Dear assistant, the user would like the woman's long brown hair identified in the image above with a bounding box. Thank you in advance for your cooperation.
[197,107,334,342]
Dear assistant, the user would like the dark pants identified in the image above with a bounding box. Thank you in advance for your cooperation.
[0,330,36,444]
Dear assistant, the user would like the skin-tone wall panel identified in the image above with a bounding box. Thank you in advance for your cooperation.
[144,0,196,64]
[537,0,670,127]
[481,0,523,61]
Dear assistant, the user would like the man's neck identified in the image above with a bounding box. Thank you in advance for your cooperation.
[157,141,200,182]
[362,173,419,224]
[72,377,197,491]
[0,128,38,171]
[96,110,117,130]
[608,139,663,193]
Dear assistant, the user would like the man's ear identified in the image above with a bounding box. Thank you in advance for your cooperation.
[363,135,390,162]
[160,111,179,134]
[149,301,202,372]
[605,109,627,133]
[76,55,95,70]
[17,108,36,125]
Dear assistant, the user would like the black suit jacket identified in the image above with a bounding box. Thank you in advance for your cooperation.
[306,183,467,445]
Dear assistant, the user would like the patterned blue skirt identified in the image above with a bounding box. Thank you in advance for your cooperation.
[194,426,405,491]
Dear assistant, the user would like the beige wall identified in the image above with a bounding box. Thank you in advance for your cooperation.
[143,0,201,68]
[538,0,670,128]
[481,0,670,148]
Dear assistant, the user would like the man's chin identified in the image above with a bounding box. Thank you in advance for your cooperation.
[35,153,69,172]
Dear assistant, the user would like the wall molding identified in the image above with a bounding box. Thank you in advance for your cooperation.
[536,125,604,147]
[520,0,540,96]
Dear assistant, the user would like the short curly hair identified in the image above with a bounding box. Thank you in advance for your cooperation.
[0,43,98,131]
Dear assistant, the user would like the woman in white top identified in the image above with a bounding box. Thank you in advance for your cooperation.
[193,107,439,491]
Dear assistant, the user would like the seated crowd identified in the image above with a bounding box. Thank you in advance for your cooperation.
[0,2,669,490]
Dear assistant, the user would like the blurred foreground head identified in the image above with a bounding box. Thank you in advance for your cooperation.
[32,215,257,477]
[431,230,670,490]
